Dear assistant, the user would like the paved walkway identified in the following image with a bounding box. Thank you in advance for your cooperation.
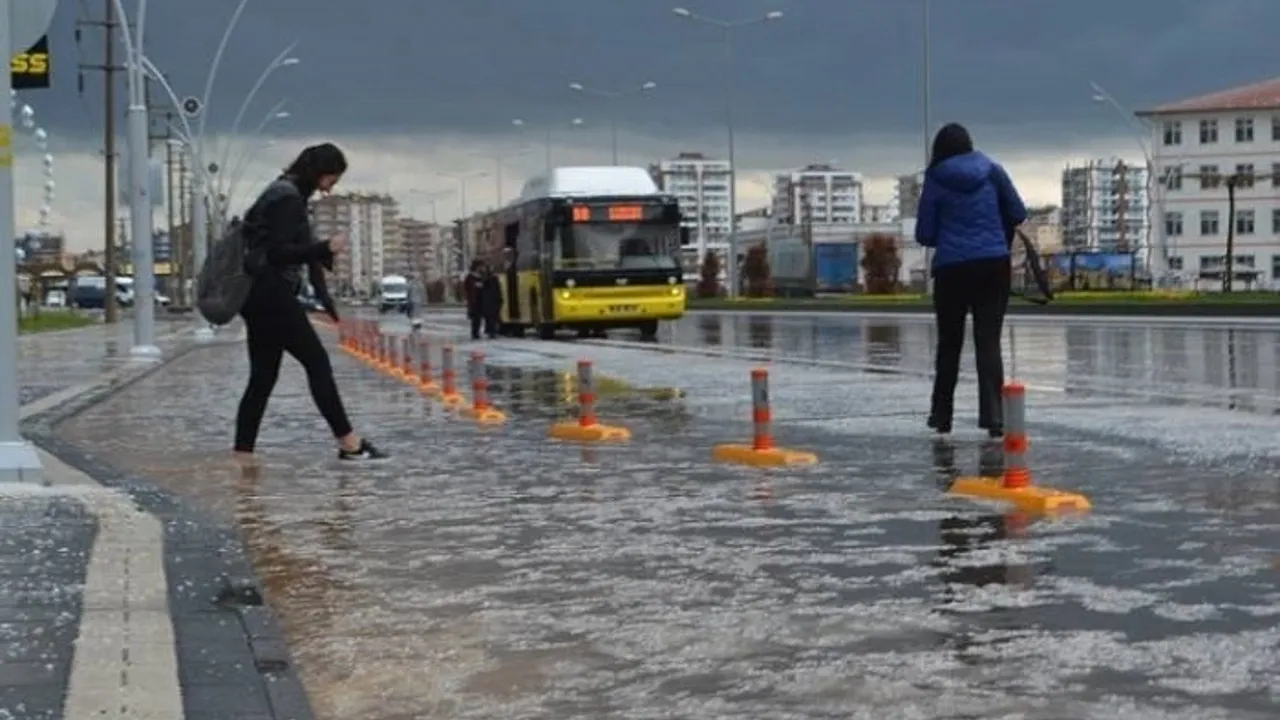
[4,322,311,720]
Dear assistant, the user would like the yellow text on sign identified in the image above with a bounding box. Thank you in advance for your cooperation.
[10,52,49,75]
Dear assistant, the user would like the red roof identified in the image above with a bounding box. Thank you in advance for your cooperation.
[1140,77,1280,115]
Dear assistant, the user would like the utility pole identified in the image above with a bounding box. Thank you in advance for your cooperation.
[147,80,176,300]
[76,0,123,323]
[177,152,189,303]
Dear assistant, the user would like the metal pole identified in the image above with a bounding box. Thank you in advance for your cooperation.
[119,0,160,359]
[723,27,739,298]
[103,0,120,323]
[0,0,44,481]
[610,101,619,165]
[922,0,932,295]
[545,128,553,172]
[190,147,213,339]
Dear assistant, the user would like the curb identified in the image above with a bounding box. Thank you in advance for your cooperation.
[21,344,316,720]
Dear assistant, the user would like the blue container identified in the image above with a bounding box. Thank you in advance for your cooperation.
[814,243,857,292]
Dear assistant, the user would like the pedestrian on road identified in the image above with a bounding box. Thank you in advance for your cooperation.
[233,142,388,461]
[915,122,1027,438]
[480,265,502,338]
[464,260,486,340]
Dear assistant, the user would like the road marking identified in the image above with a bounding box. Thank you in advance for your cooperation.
[43,453,185,719]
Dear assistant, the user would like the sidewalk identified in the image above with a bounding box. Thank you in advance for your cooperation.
[6,323,311,720]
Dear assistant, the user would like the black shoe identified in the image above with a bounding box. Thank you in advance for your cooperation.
[339,439,389,461]
[986,427,1004,439]
[926,415,951,434]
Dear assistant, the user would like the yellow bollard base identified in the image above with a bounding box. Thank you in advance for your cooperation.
[418,381,441,396]
[548,421,631,443]
[439,392,465,407]
[459,406,507,424]
[949,476,1091,514]
[711,443,818,467]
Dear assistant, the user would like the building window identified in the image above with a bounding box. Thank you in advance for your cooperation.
[1199,119,1218,143]
[1273,164,1280,188]
[1163,211,1183,237]
[1236,209,1255,235]
[1167,256,1184,271]
[1163,166,1182,191]
[1235,163,1255,188]
[1162,121,1182,146]
[1200,210,1219,235]
[1272,255,1280,281]
[1272,208,1280,233]
[1273,116,1280,141]
[1235,117,1254,142]
[1199,165,1221,189]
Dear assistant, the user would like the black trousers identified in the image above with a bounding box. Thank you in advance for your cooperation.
[930,256,1010,432]
[469,312,482,339]
[234,289,353,452]
[482,311,498,337]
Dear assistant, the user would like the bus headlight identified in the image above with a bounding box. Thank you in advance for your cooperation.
[560,290,570,299]
[667,276,677,285]
[670,287,681,296]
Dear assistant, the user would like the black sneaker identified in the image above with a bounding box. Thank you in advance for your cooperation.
[338,439,389,461]
[926,414,951,435]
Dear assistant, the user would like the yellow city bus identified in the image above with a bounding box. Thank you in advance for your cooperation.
[479,167,687,340]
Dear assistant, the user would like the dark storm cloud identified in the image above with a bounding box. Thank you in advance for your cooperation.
[23,0,1280,144]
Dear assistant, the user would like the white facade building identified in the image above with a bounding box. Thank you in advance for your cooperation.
[1060,158,1149,253]
[770,164,864,226]
[895,173,923,219]
[311,193,402,296]
[649,152,732,267]
[1139,77,1280,289]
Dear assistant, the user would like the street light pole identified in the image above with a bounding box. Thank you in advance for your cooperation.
[224,101,290,211]
[512,118,584,172]
[1090,81,1166,285]
[111,0,163,360]
[922,0,932,294]
[438,170,488,272]
[470,148,531,207]
[673,7,783,298]
[568,81,656,164]
[215,44,300,206]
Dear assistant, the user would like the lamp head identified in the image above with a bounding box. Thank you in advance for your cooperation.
[765,11,783,20]
[673,7,691,17]
[281,57,300,66]
[569,83,584,91]
[641,81,657,91]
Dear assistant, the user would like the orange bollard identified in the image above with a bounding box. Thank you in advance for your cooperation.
[948,381,1091,514]
[438,344,464,407]
[459,351,506,423]
[1001,383,1030,489]
[711,368,817,466]
[547,360,630,442]
[417,336,440,394]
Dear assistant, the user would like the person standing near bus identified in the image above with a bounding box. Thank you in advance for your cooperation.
[464,260,486,340]
[480,264,502,338]
[915,123,1027,438]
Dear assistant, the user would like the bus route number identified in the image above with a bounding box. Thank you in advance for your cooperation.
[12,37,51,89]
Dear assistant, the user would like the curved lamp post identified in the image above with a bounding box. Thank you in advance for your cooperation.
[568,81,656,164]
[672,6,783,298]
[224,101,291,215]
[214,47,300,205]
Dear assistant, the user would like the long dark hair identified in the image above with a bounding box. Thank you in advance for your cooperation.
[928,123,974,169]
[281,142,348,197]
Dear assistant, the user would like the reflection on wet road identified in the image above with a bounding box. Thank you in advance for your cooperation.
[60,311,1280,718]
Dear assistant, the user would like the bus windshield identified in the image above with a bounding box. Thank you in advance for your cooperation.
[558,223,679,270]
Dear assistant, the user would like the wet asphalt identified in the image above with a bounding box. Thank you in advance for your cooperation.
[57,310,1280,719]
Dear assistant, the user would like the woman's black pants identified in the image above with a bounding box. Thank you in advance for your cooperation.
[234,299,354,452]
[929,257,1010,432]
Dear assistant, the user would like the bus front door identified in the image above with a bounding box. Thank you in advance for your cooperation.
[503,222,521,322]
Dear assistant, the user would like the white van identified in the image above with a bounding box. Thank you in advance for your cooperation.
[377,274,410,314]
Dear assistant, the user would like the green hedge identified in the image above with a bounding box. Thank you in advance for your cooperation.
[18,311,98,334]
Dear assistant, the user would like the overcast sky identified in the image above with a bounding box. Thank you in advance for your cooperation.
[13,0,1280,249]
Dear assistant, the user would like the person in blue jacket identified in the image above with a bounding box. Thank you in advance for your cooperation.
[915,123,1027,437]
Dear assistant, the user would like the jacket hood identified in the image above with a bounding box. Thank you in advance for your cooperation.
[929,151,994,193]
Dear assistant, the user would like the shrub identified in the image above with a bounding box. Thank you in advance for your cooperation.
[861,234,901,294]
[742,244,772,297]
[697,251,722,298]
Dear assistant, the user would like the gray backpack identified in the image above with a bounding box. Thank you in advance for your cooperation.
[195,179,299,324]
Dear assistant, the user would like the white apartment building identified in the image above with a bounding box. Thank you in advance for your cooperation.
[770,164,864,226]
[1060,158,1149,253]
[1140,77,1280,289]
[894,173,923,219]
[649,152,732,266]
[311,193,402,296]
[399,217,447,282]
[860,203,897,223]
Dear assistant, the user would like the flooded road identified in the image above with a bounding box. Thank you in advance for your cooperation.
[60,311,1280,718]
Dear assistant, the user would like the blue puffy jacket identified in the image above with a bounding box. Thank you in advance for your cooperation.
[914,151,1026,270]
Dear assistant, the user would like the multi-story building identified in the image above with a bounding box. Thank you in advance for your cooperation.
[1138,77,1280,289]
[770,164,863,226]
[1061,158,1149,254]
[1024,205,1064,254]
[310,193,401,296]
[398,217,447,283]
[894,173,923,219]
[649,152,732,266]
[860,203,897,223]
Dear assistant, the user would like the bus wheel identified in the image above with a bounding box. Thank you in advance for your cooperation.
[537,323,556,340]
[638,320,659,339]
[576,328,590,339]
